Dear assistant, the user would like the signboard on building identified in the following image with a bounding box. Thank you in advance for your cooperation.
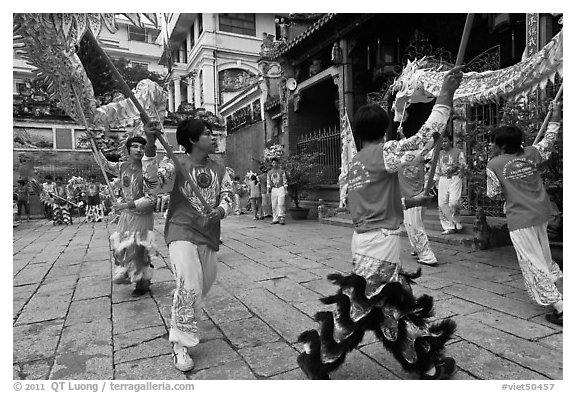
[526,13,539,57]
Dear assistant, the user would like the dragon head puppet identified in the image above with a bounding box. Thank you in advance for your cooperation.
[390,29,562,122]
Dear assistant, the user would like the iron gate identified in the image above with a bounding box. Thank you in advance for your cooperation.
[296,125,341,184]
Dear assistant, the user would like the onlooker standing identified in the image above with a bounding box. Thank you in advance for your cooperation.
[248,174,263,220]
[435,134,466,234]
[258,166,272,218]
[267,157,287,225]
[232,176,243,215]
[486,101,563,325]
[14,179,31,221]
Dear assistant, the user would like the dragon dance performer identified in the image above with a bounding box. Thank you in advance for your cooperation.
[85,174,105,222]
[40,175,56,219]
[487,101,563,325]
[99,136,158,297]
[296,66,463,380]
[398,136,439,266]
[52,176,73,225]
[142,119,234,372]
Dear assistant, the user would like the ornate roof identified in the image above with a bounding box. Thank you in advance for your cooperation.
[272,14,337,59]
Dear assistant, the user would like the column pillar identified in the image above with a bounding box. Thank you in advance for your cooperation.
[174,78,182,111]
[187,78,194,105]
[168,82,175,112]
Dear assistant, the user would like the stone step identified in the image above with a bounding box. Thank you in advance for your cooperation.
[319,213,477,248]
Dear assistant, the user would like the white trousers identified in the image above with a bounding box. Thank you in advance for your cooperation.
[438,176,462,230]
[168,241,218,348]
[351,228,401,264]
[262,192,272,216]
[270,187,286,221]
[233,194,241,214]
[403,207,437,263]
[509,224,562,306]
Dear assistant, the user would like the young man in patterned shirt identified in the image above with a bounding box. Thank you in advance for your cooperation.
[143,119,234,372]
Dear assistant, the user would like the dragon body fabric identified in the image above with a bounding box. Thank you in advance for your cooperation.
[391,29,563,122]
[13,13,166,131]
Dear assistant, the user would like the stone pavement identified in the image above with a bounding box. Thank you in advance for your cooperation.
[13,213,563,380]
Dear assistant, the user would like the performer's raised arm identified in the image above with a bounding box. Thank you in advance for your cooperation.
[97,150,121,177]
[142,123,176,195]
[534,101,562,161]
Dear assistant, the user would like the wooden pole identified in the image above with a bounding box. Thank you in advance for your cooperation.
[71,87,117,204]
[84,29,213,213]
[532,83,563,145]
[424,13,474,195]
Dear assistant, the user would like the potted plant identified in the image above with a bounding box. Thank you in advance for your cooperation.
[282,152,325,219]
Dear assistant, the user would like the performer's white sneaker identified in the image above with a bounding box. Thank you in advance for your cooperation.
[173,344,194,372]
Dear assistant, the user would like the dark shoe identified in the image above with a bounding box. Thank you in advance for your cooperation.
[545,311,563,325]
[421,357,457,380]
[270,220,279,225]
[279,217,285,225]
[297,353,330,380]
[410,251,418,257]
[131,280,150,297]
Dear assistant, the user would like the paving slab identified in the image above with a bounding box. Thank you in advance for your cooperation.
[447,340,549,380]
[12,216,562,381]
[188,360,257,380]
[238,341,300,377]
[452,316,562,379]
[14,359,52,380]
[13,319,64,363]
[443,284,543,319]
[114,325,168,350]
[114,354,189,380]
[65,297,110,326]
[219,316,281,349]
[114,337,172,364]
[50,319,113,380]
[203,295,254,324]
[465,309,559,340]
[235,288,314,343]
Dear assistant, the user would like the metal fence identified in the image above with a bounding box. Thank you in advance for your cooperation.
[462,102,506,217]
[296,125,341,184]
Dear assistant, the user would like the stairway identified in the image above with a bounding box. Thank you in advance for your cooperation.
[320,206,481,248]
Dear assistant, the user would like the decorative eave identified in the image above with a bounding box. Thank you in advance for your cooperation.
[264,97,280,111]
[219,81,262,116]
[271,14,337,59]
